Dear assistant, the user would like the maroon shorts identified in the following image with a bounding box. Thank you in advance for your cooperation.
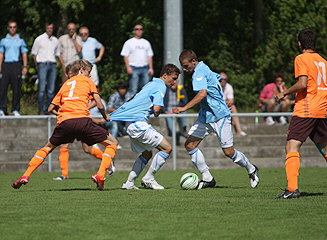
[49,117,108,146]
[287,116,327,143]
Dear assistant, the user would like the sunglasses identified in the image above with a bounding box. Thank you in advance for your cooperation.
[9,26,17,29]
[68,28,76,31]
[80,33,88,36]
[134,28,143,31]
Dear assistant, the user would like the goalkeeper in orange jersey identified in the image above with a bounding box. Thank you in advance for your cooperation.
[12,59,118,191]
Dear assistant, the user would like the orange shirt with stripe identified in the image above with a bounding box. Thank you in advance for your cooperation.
[51,76,98,125]
[293,52,327,118]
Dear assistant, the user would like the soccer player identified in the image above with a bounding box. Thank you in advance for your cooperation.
[110,64,180,190]
[12,59,118,191]
[275,29,327,199]
[173,49,259,189]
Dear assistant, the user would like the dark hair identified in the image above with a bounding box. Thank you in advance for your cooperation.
[160,64,181,77]
[117,82,128,90]
[179,49,198,63]
[298,29,316,50]
[8,20,16,26]
[275,72,284,80]
[45,22,53,27]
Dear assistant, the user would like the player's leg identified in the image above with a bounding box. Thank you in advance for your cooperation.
[53,143,70,180]
[312,119,327,162]
[82,142,103,159]
[315,143,327,162]
[12,141,57,189]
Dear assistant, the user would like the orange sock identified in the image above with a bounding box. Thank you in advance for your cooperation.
[91,147,103,160]
[97,145,117,180]
[324,154,327,162]
[285,152,300,191]
[59,148,69,178]
[23,148,49,177]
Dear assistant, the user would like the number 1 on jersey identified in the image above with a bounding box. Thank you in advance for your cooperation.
[67,80,76,98]
[314,61,327,86]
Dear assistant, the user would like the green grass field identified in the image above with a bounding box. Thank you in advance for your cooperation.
[1,168,327,240]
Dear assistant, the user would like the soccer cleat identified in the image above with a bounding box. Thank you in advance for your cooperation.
[107,162,116,177]
[53,176,69,181]
[91,173,105,191]
[197,178,216,189]
[12,176,29,189]
[141,178,164,190]
[276,189,301,199]
[249,165,259,188]
[121,181,139,190]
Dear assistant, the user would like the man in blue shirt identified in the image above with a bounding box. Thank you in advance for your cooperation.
[0,20,28,116]
[79,26,104,87]
[173,49,259,189]
[110,64,180,190]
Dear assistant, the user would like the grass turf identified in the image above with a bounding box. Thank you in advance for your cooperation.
[1,168,327,240]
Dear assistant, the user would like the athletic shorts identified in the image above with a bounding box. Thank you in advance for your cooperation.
[287,116,327,143]
[50,117,108,146]
[188,116,233,148]
[126,121,164,153]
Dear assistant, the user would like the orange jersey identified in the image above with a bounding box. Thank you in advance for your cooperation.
[51,76,98,125]
[293,52,327,118]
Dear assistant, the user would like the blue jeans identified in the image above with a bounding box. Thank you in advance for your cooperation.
[165,107,188,135]
[37,62,56,114]
[104,121,126,140]
[129,66,150,95]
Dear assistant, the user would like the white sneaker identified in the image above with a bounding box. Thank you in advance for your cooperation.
[0,110,5,116]
[13,110,21,116]
[265,116,275,126]
[107,162,115,176]
[279,116,287,125]
[121,181,139,190]
[249,165,259,188]
[141,178,164,190]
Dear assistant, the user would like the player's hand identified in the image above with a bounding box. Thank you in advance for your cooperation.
[105,114,110,121]
[127,66,133,75]
[226,101,233,111]
[172,107,183,114]
[275,92,286,103]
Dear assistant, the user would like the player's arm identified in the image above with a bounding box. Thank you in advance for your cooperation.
[48,103,59,115]
[275,76,307,103]
[173,89,207,114]
[88,99,97,109]
[93,93,109,121]
[153,105,162,117]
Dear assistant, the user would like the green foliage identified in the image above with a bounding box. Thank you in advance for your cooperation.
[1,0,327,112]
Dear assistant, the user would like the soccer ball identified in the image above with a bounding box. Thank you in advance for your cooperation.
[180,173,199,190]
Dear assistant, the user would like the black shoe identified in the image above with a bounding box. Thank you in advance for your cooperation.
[249,165,259,188]
[276,189,300,199]
[198,178,216,189]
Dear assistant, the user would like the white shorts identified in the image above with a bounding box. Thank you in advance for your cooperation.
[126,121,164,153]
[188,116,233,148]
[90,64,99,86]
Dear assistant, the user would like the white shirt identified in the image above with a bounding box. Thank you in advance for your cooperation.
[31,33,59,63]
[222,82,234,101]
[120,37,153,67]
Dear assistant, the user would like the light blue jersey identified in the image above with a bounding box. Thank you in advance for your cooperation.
[192,61,230,123]
[110,78,166,122]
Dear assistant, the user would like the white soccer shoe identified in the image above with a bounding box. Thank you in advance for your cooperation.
[141,178,164,190]
[121,181,139,190]
[249,165,259,188]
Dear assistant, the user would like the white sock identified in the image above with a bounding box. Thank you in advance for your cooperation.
[188,148,212,182]
[127,155,148,182]
[231,149,255,174]
[143,151,169,180]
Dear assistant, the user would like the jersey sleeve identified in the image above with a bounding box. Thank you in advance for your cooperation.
[192,71,208,91]
[51,90,62,106]
[88,78,98,95]
[294,55,308,79]
[151,86,166,106]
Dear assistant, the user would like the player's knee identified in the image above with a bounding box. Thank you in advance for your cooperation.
[164,144,172,154]
[142,150,152,160]
[223,147,234,158]
[185,142,195,152]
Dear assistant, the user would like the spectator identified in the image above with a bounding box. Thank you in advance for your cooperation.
[105,82,133,142]
[220,72,246,136]
[79,26,104,87]
[259,72,291,125]
[0,20,28,116]
[120,24,154,95]
[163,81,188,144]
[58,22,82,82]
[31,22,60,115]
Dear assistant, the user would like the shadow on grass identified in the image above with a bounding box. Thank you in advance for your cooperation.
[300,192,324,197]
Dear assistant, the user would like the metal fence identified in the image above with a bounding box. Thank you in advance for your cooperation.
[0,112,293,171]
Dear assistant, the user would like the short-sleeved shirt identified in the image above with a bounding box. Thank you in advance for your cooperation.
[107,91,133,110]
[110,77,166,122]
[31,33,60,63]
[0,34,28,62]
[51,75,98,125]
[120,37,153,67]
[192,61,230,123]
[222,82,234,101]
[81,37,103,64]
[58,34,82,66]
[293,52,327,118]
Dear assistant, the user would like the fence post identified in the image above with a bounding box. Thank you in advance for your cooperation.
[172,116,177,170]
[47,117,52,172]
